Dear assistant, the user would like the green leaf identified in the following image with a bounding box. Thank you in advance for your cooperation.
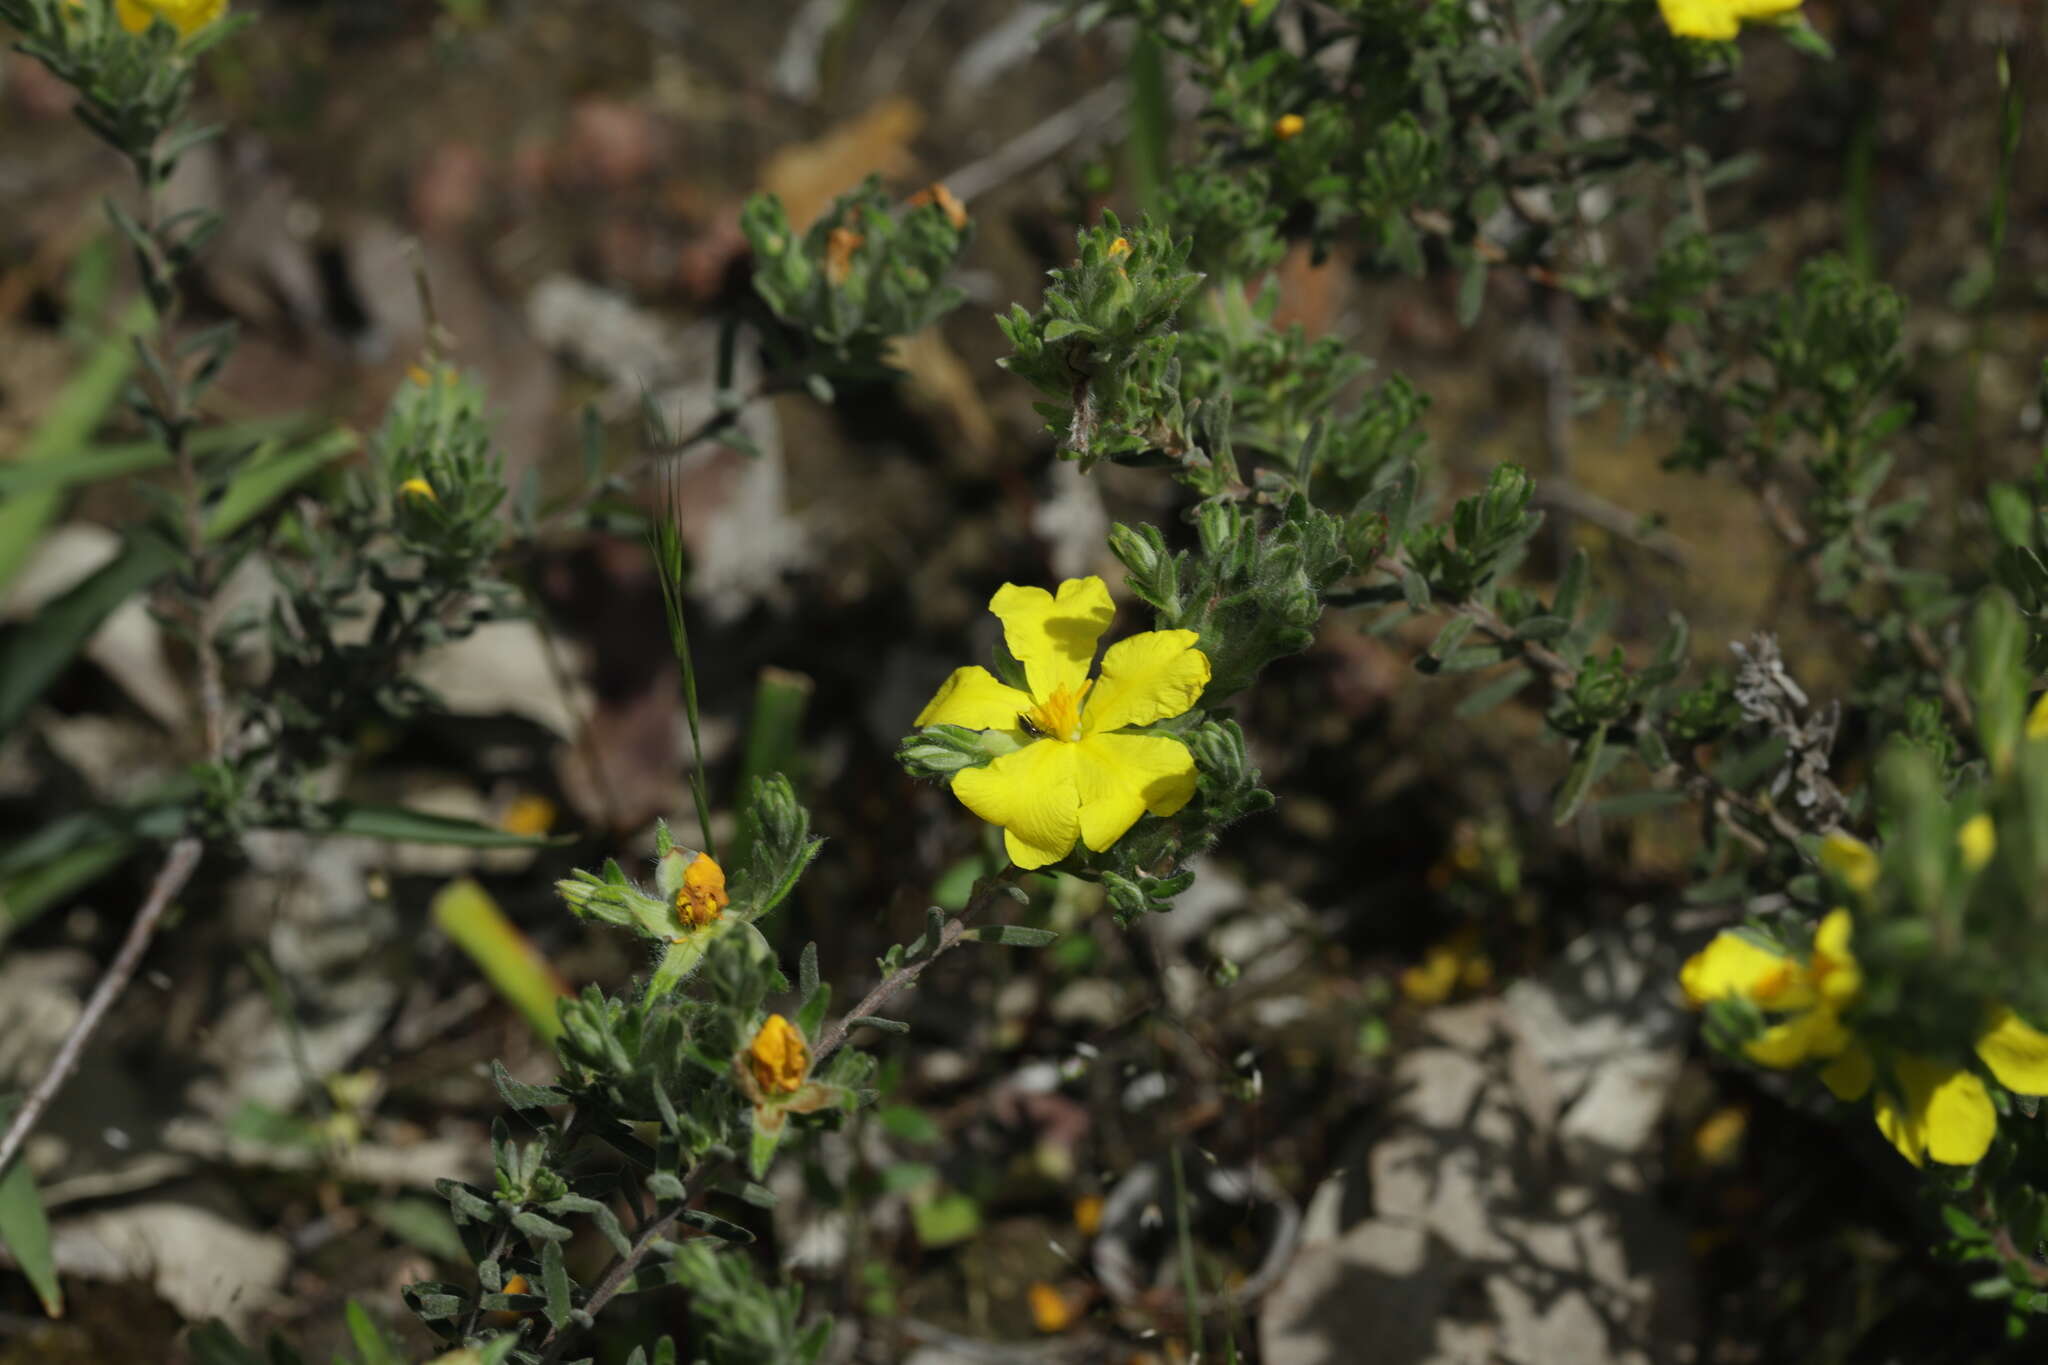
[960,924,1059,947]
[322,802,569,847]
[366,1198,467,1263]
[678,1207,756,1244]
[729,667,813,875]
[490,1060,567,1111]
[1552,728,1607,825]
[344,1301,402,1365]
[910,1191,982,1248]
[432,880,569,1042]
[0,834,131,946]
[0,298,148,592]
[540,1238,573,1331]
[1454,666,1533,718]
[0,530,182,739]
[0,1099,62,1318]
[877,1105,940,1144]
[202,427,357,541]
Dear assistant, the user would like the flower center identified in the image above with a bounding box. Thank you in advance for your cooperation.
[1022,681,1091,743]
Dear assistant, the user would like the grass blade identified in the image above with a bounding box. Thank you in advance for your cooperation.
[430,879,570,1042]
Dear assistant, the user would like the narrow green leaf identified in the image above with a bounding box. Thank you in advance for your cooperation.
[845,1014,910,1035]
[960,925,1059,947]
[0,298,148,591]
[540,1238,573,1330]
[431,880,569,1042]
[344,1301,402,1365]
[323,802,567,847]
[729,667,812,874]
[678,1207,755,1244]
[1552,728,1607,825]
[0,530,181,739]
[0,1099,62,1317]
[202,427,357,541]
[366,1198,466,1263]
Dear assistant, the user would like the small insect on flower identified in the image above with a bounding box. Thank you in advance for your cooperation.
[907,182,969,231]
[748,1014,809,1096]
[1272,113,1306,141]
[913,576,1210,869]
[825,226,865,285]
[1656,0,1800,41]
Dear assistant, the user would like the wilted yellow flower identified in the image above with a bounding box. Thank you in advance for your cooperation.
[914,577,1209,869]
[1657,0,1799,40]
[1073,1193,1104,1237]
[825,226,864,285]
[907,182,969,231]
[748,1014,809,1096]
[673,850,728,930]
[1272,113,1305,141]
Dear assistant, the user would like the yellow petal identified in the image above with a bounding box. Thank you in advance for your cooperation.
[915,666,1034,731]
[1656,0,1797,38]
[115,0,152,31]
[951,740,1080,870]
[990,578,1114,701]
[1820,1041,1873,1101]
[1958,814,1997,873]
[1976,1006,2048,1096]
[1819,832,1879,896]
[1873,1086,1924,1167]
[1743,1007,1841,1069]
[1678,932,1810,1010]
[117,0,225,35]
[1897,1055,1996,1167]
[1810,908,1861,1005]
[1083,630,1211,734]
[2030,690,2048,741]
[1069,732,1198,852]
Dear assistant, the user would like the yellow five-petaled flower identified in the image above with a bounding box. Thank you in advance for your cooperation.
[915,576,1210,870]
[1682,907,2048,1167]
[1657,0,1799,41]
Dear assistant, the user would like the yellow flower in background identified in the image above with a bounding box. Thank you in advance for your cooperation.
[1818,831,1879,896]
[2028,690,2048,740]
[1657,0,1799,41]
[1399,927,1492,1006]
[398,476,438,503]
[1682,911,2048,1166]
[1958,814,1997,873]
[1272,113,1305,141]
[747,1014,809,1096]
[915,576,1210,869]
[1028,1281,1076,1333]
[116,0,227,37]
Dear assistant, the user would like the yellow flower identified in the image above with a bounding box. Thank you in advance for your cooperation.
[115,0,227,37]
[1958,814,1996,873]
[1683,911,2048,1166]
[499,793,557,838]
[1272,113,1305,141]
[2028,689,2048,740]
[1073,1193,1104,1237]
[915,577,1210,869]
[1028,1281,1076,1333]
[398,477,438,503]
[1691,1104,1749,1167]
[748,1014,809,1096]
[1399,928,1491,1006]
[1656,0,1799,40]
[1818,831,1879,896]
[673,850,728,931]
[1107,236,1131,258]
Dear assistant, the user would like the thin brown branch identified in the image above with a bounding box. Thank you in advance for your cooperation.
[0,836,202,1181]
